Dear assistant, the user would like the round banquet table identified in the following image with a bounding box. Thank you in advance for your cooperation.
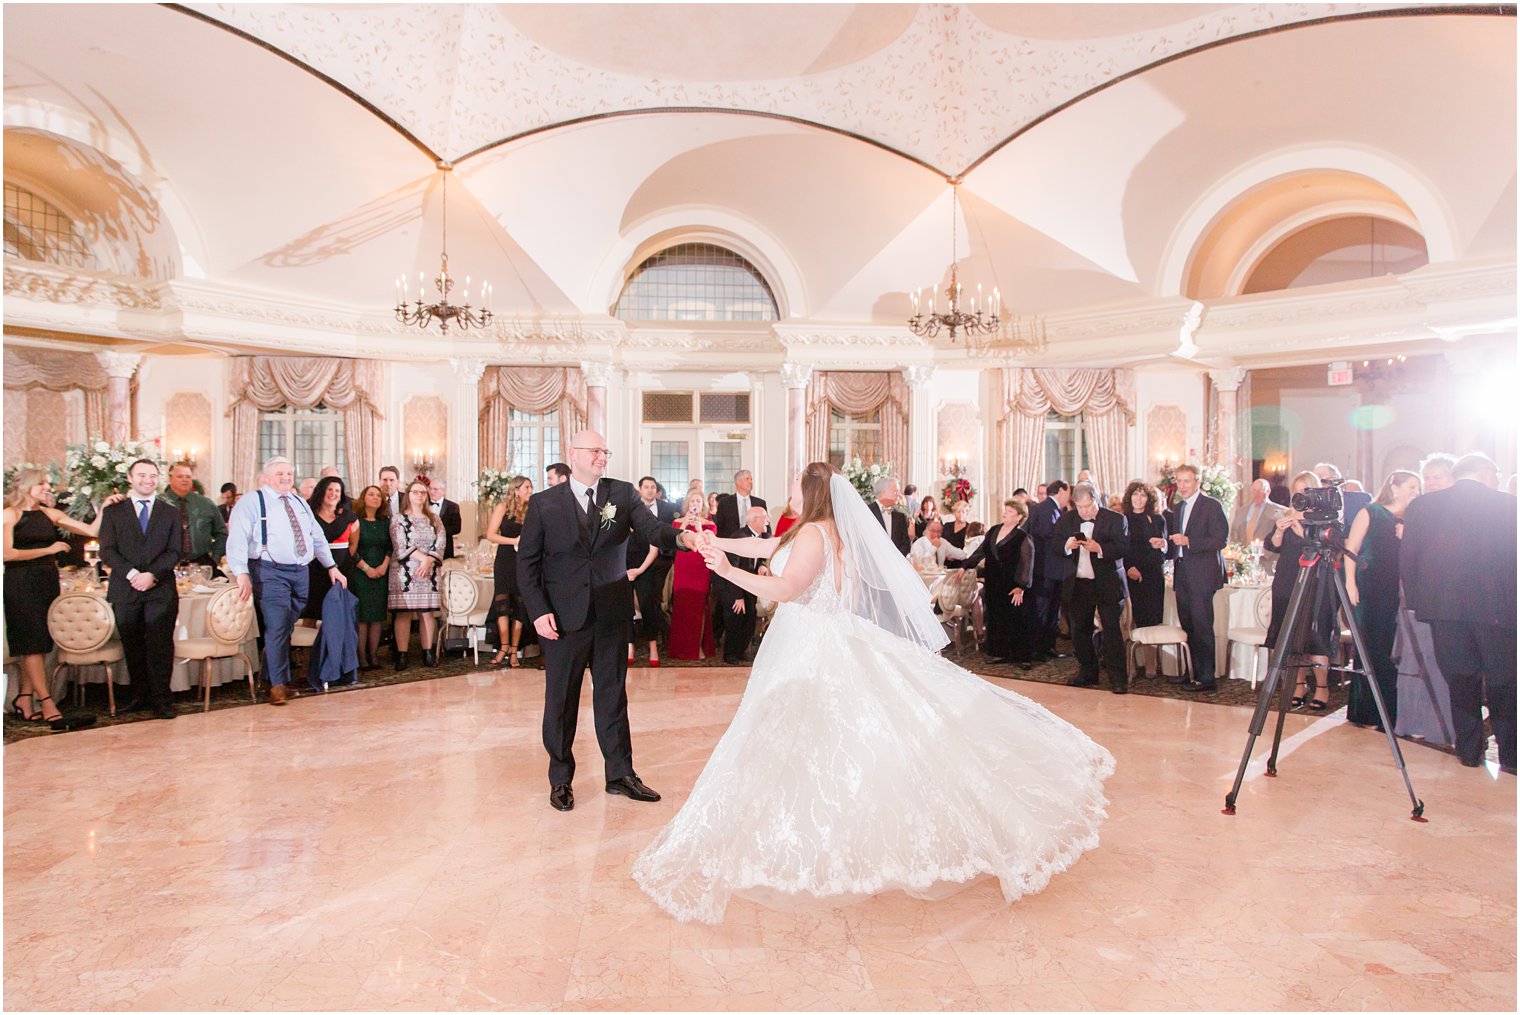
[1153,582,1271,679]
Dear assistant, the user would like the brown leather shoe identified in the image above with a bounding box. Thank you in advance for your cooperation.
[268,683,289,706]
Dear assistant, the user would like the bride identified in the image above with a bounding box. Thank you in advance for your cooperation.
[631,463,1115,924]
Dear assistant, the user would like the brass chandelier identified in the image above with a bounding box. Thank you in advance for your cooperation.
[908,185,999,342]
[395,165,493,333]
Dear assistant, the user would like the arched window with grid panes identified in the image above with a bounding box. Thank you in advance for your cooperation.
[615,243,778,322]
[3,184,97,270]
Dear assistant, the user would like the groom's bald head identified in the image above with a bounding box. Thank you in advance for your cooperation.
[568,430,611,484]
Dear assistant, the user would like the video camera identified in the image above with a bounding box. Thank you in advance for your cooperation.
[1291,477,1343,527]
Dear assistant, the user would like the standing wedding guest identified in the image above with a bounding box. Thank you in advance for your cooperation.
[378,465,402,515]
[218,482,238,523]
[227,456,347,705]
[1035,483,1048,502]
[485,475,533,668]
[1264,472,1339,711]
[1342,479,1365,494]
[3,469,116,728]
[1401,452,1516,773]
[545,462,570,487]
[428,478,462,559]
[1029,479,1071,662]
[668,492,717,660]
[715,506,771,664]
[706,491,721,521]
[319,466,341,480]
[947,498,1034,667]
[1165,464,1229,692]
[1418,452,1457,494]
[1122,481,1168,669]
[910,518,967,569]
[346,485,391,671]
[1075,469,1106,506]
[389,477,445,670]
[1344,470,1420,730]
[301,476,353,621]
[298,477,317,501]
[162,461,228,570]
[945,499,972,549]
[911,494,940,541]
[713,470,767,539]
[1314,461,1370,530]
[99,460,182,721]
[868,476,912,556]
[1055,483,1130,693]
[625,476,678,668]
[1229,478,1287,573]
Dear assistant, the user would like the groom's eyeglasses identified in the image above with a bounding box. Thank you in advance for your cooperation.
[573,446,613,459]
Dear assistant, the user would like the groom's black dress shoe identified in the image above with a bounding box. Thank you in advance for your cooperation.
[549,784,574,811]
[1066,674,1099,687]
[606,775,661,802]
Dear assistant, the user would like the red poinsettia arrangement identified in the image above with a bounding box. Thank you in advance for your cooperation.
[940,476,976,512]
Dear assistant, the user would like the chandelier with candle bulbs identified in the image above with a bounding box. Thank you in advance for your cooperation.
[395,165,493,333]
[908,185,1000,343]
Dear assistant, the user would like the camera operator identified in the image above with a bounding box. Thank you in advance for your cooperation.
[1264,471,1341,711]
[1401,452,1516,773]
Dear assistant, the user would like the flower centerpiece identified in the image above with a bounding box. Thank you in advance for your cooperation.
[2,461,63,498]
[62,437,165,520]
[1198,463,1241,512]
[474,467,519,509]
[842,457,893,503]
[1222,541,1263,585]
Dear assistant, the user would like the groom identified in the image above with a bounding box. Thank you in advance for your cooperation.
[518,430,700,811]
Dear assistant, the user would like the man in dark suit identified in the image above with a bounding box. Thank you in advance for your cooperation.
[1164,463,1229,691]
[867,476,912,556]
[98,459,182,720]
[1401,452,1517,773]
[428,478,463,559]
[518,430,701,812]
[1314,462,1371,533]
[1054,483,1130,693]
[626,475,680,664]
[713,469,768,539]
[716,505,771,664]
[1029,479,1071,660]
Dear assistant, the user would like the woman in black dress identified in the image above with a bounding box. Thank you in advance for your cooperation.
[911,495,940,542]
[484,475,533,668]
[1344,470,1421,730]
[302,476,353,621]
[1121,481,1169,675]
[947,498,1035,667]
[1265,471,1341,710]
[3,469,119,728]
[944,499,972,549]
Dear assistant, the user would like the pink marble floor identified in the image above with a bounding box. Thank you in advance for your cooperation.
[4,666,1515,1011]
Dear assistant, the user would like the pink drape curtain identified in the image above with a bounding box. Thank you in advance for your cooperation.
[3,347,115,440]
[996,368,1135,497]
[227,357,384,491]
[477,367,587,473]
[804,371,910,474]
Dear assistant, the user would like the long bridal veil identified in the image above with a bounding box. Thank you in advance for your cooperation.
[827,474,950,653]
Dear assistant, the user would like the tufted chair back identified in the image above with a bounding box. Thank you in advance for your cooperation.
[1254,592,1273,629]
[442,568,478,619]
[47,594,117,653]
[204,587,254,645]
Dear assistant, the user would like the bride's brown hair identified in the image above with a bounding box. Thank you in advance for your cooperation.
[775,461,843,556]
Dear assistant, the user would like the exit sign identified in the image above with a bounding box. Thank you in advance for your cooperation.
[1327,362,1354,386]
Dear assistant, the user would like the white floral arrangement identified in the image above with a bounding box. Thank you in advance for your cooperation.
[62,437,165,520]
[2,461,63,498]
[474,467,519,508]
[842,456,894,503]
[1198,463,1241,511]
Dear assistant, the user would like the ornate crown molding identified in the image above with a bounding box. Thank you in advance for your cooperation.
[4,262,163,311]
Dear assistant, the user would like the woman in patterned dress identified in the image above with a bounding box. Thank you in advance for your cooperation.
[389,477,445,670]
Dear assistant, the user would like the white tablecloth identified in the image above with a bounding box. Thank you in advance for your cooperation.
[1155,583,1271,679]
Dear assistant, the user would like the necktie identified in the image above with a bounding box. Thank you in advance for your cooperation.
[1179,497,1191,558]
[137,499,150,534]
[179,504,192,561]
[282,496,308,557]
[584,488,597,533]
[1246,503,1261,538]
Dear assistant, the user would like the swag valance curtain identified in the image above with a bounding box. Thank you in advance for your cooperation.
[805,371,910,476]
[996,368,1135,498]
[227,356,384,491]
[3,347,114,444]
[478,366,587,474]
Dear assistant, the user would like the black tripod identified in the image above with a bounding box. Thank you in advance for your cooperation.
[1223,524,1426,821]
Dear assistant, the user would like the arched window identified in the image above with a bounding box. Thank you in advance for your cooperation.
[3,183,96,270]
[615,243,778,322]
[1241,216,1428,294]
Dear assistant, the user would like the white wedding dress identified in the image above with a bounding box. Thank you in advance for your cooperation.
[632,522,1115,924]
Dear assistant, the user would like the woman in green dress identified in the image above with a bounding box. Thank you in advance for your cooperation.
[347,485,392,671]
[1344,470,1421,731]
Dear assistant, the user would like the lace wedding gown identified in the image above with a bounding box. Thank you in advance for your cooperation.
[632,524,1115,924]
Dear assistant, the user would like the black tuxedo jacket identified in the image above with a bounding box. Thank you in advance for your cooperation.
[1164,493,1229,591]
[715,526,770,603]
[1052,507,1130,603]
[868,502,912,556]
[626,497,681,567]
[1401,479,1518,628]
[434,498,462,559]
[714,493,768,540]
[518,477,684,632]
[1030,498,1068,581]
[99,498,182,604]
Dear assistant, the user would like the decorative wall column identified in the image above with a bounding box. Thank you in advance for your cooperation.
[780,362,812,484]
[905,365,935,490]
[96,352,141,444]
[449,357,487,546]
[581,361,614,435]
[1209,367,1247,485]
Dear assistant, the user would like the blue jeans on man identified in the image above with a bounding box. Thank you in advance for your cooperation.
[249,560,308,687]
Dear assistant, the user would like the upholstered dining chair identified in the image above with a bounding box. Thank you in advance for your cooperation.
[173,586,257,711]
[1226,591,1275,689]
[437,568,488,663]
[47,593,125,716]
[1128,623,1194,684]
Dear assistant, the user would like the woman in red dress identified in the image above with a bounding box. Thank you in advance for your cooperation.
[668,491,717,659]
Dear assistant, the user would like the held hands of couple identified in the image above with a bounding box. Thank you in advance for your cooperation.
[699,542,733,577]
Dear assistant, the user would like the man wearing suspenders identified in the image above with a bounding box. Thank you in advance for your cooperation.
[226,457,348,705]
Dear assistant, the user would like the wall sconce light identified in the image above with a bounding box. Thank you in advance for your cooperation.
[171,447,199,467]
[411,448,437,476]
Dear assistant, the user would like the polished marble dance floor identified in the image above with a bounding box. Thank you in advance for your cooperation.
[4,666,1515,1011]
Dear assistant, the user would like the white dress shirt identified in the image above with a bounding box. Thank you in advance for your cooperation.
[911,536,966,569]
[225,485,335,575]
[569,476,597,513]
[1177,492,1199,557]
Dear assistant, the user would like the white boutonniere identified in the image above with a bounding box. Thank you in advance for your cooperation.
[599,502,617,530]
